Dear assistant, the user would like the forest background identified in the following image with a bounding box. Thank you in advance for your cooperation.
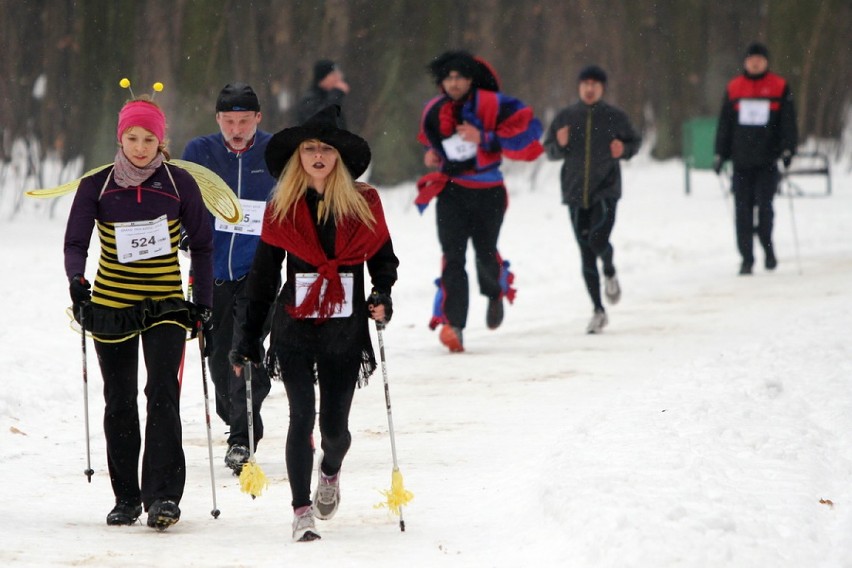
[2,0,850,186]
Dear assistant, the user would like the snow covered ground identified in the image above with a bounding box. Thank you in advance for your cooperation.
[1,155,850,567]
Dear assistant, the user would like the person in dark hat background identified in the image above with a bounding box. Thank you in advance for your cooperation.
[295,59,349,127]
[416,50,543,353]
[714,42,798,275]
[229,105,399,542]
[181,82,276,475]
[543,64,641,334]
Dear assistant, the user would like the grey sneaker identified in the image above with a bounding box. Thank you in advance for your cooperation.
[312,455,341,520]
[292,506,321,542]
[224,444,250,475]
[586,310,608,334]
[604,275,621,304]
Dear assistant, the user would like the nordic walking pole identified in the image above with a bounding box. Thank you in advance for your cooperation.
[239,363,268,498]
[783,173,803,275]
[375,321,413,532]
[198,330,221,518]
[79,305,94,483]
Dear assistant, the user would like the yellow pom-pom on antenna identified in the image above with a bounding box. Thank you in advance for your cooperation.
[119,78,131,89]
[152,82,164,92]
[239,460,268,498]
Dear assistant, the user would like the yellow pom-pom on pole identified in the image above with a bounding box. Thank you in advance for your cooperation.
[239,460,268,498]
[376,467,414,517]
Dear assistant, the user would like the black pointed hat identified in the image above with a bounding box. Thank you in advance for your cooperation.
[265,105,371,180]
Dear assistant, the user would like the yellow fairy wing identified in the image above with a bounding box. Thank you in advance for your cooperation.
[25,164,112,198]
[169,159,242,224]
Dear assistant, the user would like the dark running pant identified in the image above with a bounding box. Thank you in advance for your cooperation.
[94,323,186,509]
[732,165,779,264]
[277,349,360,509]
[569,199,617,312]
[436,183,506,329]
[209,278,271,448]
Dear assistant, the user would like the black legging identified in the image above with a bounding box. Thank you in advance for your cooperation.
[569,199,617,312]
[94,323,186,509]
[277,349,360,509]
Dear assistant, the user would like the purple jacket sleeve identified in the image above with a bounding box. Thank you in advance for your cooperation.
[175,168,214,307]
[63,176,100,279]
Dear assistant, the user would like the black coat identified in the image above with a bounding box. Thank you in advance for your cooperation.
[544,100,641,208]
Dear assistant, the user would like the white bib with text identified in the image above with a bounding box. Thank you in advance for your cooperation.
[442,133,478,161]
[738,99,770,126]
[215,198,265,235]
[114,214,171,264]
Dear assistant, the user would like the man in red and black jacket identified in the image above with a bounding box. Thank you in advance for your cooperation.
[714,42,798,275]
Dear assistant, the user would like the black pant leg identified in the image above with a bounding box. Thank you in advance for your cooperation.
[209,280,237,424]
[587,199,617,277]
[436,185,472,329]
[570,206,605,311]
[139,324,186,508]
[95,336,142,505]
[754,166,779,252]
[279,350,318,509]
[316,355,359,477]
[470,185,507,300]
[733,168,757,263]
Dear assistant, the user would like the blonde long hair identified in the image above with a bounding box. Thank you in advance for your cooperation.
[269,139,375,228]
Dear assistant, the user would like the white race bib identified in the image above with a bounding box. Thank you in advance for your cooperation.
[215,198,265,235]
[441,133,478,161]
[738,99,770,126]
[114,214,171,263]
[295,272,354,318]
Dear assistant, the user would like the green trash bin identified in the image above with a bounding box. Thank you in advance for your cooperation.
[682,117,718,194]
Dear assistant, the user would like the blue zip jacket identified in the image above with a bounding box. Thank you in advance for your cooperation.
[181,130,276,281]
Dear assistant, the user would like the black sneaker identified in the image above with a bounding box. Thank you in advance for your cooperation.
[739,261,753,275]
[225,444,250,475]
[106,501,142,526]
[147,499,180,531]
[486,297,504,330]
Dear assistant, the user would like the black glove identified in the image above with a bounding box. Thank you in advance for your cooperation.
[781,150,793,170]
[188,303,213,356]
[69,274,91,305]
[712,154,724,175]
[366,289,393,325]
[229,339,262,368]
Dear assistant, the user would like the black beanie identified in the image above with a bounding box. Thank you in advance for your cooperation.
[578,65,607,85]
[745,42,770,59]
[216,83,260,112]
[428,51,478,83]
[313,60,337,85]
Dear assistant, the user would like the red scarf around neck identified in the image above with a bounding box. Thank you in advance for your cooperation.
[260,182,390,321]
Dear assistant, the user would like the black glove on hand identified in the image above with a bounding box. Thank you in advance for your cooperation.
[366,289,393,324]
[229,339,262,368]
[69,274,91,305]
[189,303,213,356]
[781,150,793,170]
[712,154,723,175]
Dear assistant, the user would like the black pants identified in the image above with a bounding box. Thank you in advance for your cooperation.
[732,165,779,264]
[209,278,271,447]
[277,349,359,509]
[569,199,617,312]
[435,183,506,329]
[94,323,186,510]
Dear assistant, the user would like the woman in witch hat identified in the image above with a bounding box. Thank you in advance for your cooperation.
[229,105,399,542]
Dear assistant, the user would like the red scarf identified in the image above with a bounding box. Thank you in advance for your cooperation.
[260,182,390,320]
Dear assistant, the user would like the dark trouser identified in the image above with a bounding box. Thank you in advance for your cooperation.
[435,183,506,329]
[209,278,271,448]
[94,324,186,510]
[732,165,779,265]
[277,349,359,509]
[569,199,617,312]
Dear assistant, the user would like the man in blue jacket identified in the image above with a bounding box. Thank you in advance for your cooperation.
[182,83,276,474]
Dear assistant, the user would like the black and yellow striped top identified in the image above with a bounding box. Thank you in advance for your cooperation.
[91,218,184,309]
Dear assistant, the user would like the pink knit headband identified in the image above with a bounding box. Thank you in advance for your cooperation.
[117,101,166,143]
